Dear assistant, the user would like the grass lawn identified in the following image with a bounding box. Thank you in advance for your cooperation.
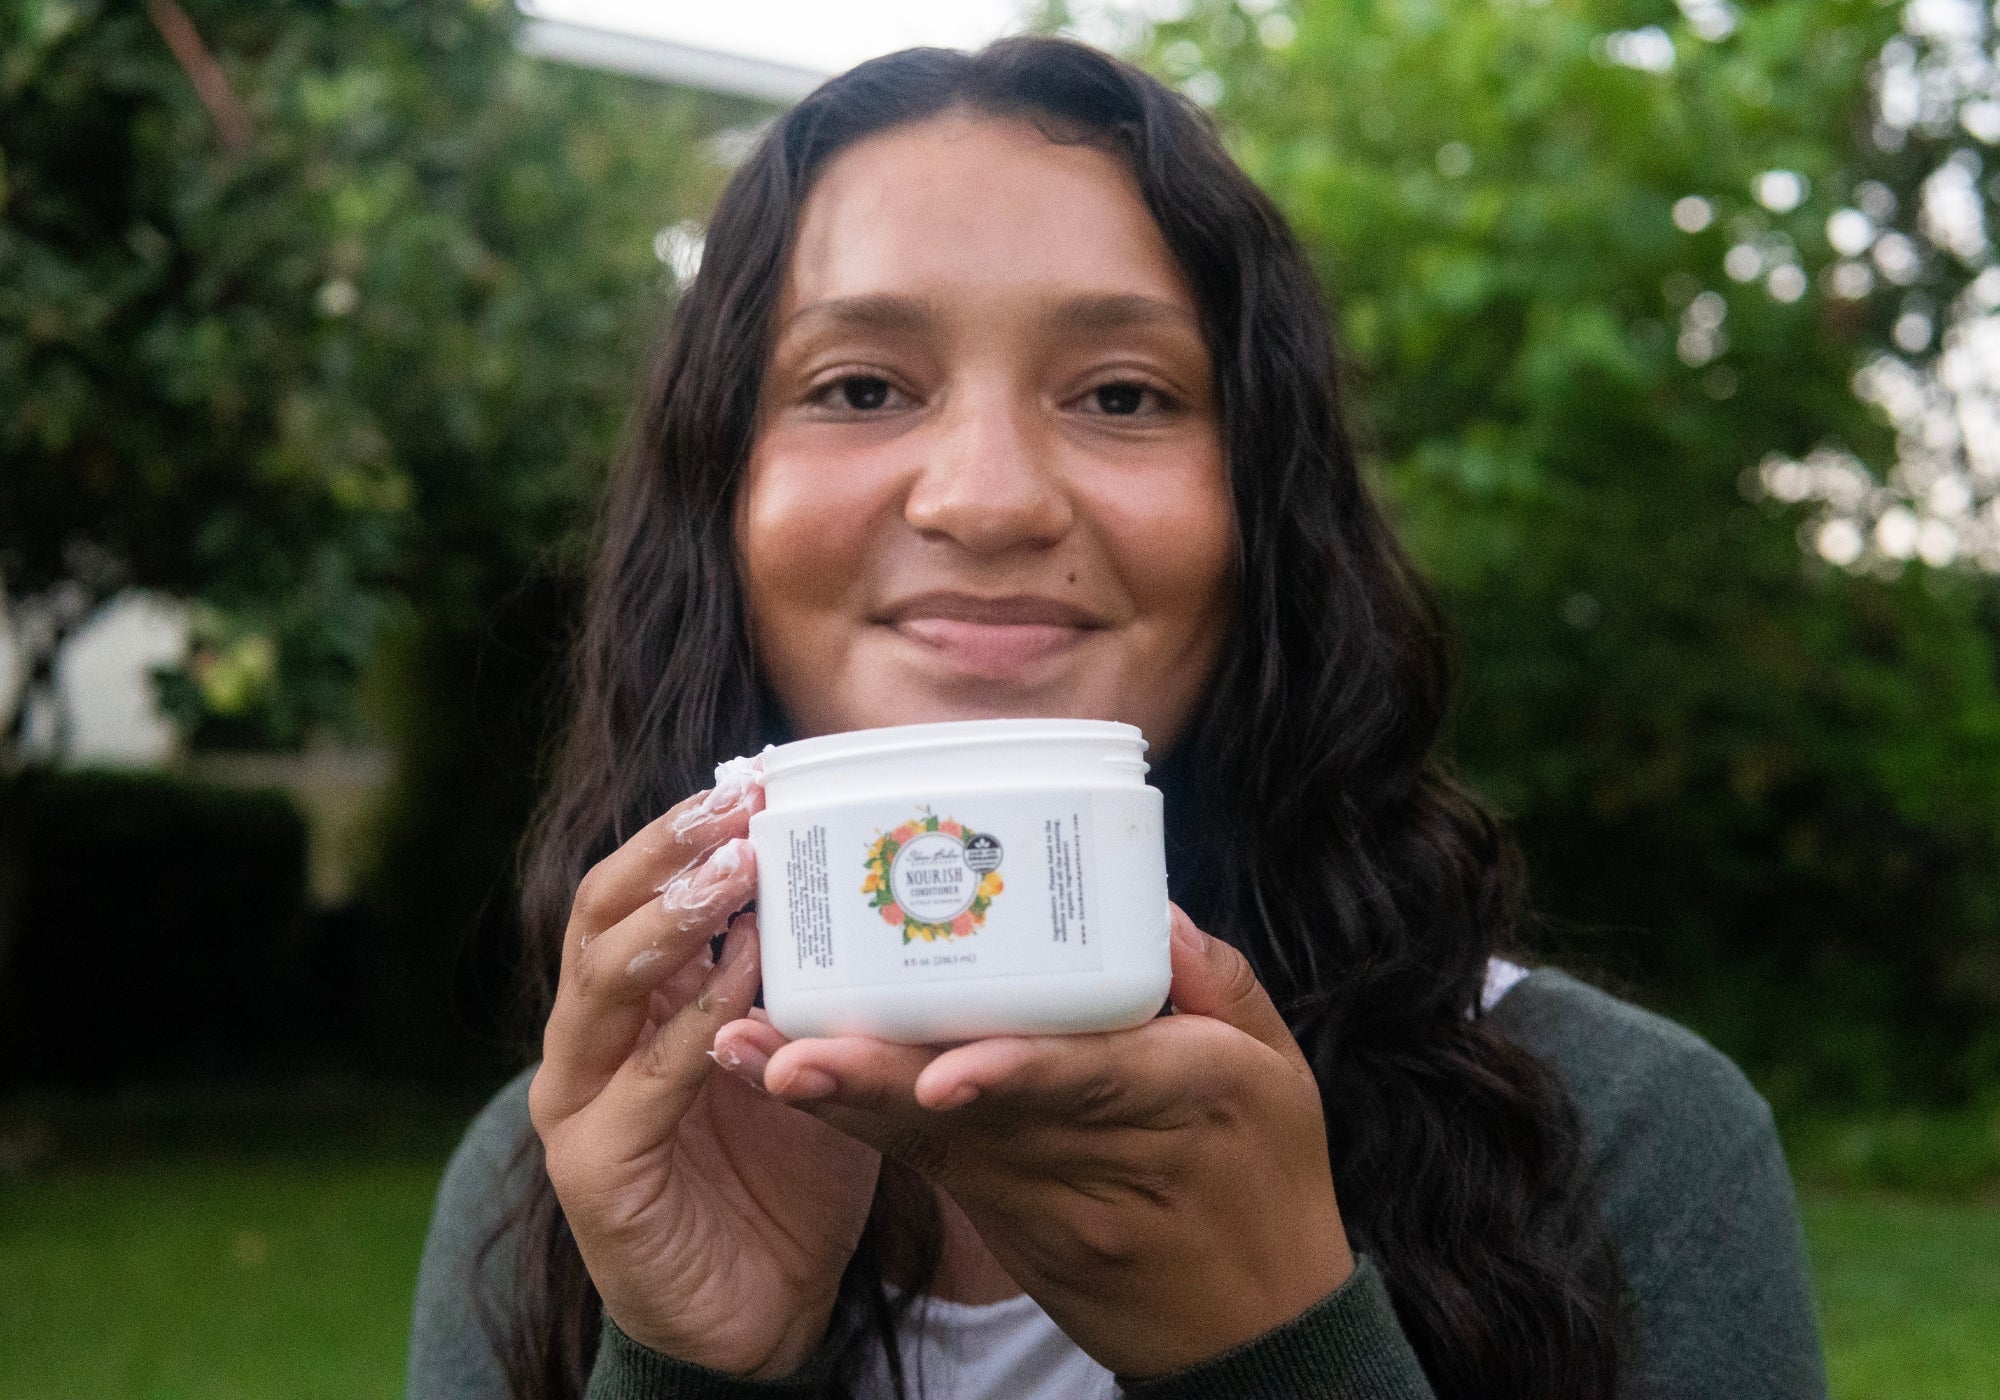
[0,1152,445,1400]
[1805,1193,2000,1400]
[2,1137,1996,1399]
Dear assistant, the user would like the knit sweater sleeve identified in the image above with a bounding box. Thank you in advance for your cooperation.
[408,1065,541,1400]
[585,1315,841,1400]
[1113,1255,1435,1400]
[1490,970,1827,1400]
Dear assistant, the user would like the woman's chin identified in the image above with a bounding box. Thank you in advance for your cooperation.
[772,638,1137,736]
[859,694,1093,729]
[813,685,1110,735]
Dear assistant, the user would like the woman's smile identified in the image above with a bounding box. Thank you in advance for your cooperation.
[878,590,1109,683]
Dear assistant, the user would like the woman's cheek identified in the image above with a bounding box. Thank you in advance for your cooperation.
[1096,465,1234,646]
[740,443,881,609]
[738,438,906,733]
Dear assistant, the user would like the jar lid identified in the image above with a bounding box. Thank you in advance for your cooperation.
[760,717,1146,781]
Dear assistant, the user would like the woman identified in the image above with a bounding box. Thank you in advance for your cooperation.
[408,36,1824,1400]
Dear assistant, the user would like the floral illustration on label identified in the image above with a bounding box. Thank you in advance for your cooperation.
[862,811,1005,944]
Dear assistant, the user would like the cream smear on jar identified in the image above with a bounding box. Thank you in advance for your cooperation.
[745,718,1171,1044]
[671,753,764,837]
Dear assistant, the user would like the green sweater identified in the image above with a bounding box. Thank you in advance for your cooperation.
[407,969,1827,1398]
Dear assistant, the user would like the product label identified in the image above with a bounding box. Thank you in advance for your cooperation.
[785,824,835,971]
[771,795,1104,987]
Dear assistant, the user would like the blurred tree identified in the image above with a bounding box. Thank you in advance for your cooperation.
[1131,0,2000,1107]
[1753,0,2000,574]
[0,0,753,755]
[1,0,765,1076]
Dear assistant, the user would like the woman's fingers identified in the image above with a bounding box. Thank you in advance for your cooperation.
[912,1015,1260,1130]
[558,778,763,972]
[759,1030,1179,1176]
[712,1015,791,1088]
[761,1036,977,1176]
[1165,906,1313,1079]
[901,915,1310,1129]
[574,913,769,1157]
[912,1032,1139,1117]
[729,911,1307,1188]
[536,837,757,1123]
[764,1035,940,1109]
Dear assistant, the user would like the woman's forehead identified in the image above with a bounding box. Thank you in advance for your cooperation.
[778,111,1196,326]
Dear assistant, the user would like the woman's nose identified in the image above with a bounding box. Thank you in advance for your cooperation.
[902,388,1075,555]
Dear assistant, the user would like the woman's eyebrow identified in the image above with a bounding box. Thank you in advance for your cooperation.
[778,292,1199,343]
[779,294,939,341]
[1041,293,1201,339]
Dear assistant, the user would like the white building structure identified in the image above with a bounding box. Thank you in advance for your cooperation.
[0,593,188,767]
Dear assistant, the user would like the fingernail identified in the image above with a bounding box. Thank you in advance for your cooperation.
[704,838,748,884]
[714,1038,771,1084]
[658,838,750,910]
[779,1066,838,1101]
[1172,910,1205,952]
[933,1083,979,1111]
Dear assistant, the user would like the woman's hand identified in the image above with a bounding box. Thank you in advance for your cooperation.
[712,906,1353,1378]
[528,777,881,1379]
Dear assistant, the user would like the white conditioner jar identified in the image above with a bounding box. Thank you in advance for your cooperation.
[747,717,1171,1043]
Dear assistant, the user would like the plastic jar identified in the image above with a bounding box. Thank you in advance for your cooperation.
[748,718,1171,1043]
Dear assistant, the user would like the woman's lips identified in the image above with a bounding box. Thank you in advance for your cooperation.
[882,593,1105,681]
[893,617,1089,678]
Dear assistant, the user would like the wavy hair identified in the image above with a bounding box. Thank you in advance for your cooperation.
[485,35,1623,1400]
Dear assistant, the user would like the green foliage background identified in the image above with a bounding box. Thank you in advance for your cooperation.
[3,0,752,748]
[3,0,1998,1105]
[1143,0,2000,1110]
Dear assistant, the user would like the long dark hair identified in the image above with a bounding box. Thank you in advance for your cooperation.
[485,35,1623,1400]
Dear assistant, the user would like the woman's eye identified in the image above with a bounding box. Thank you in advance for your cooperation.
[1083,382,1163,417]
[829,375,893,411]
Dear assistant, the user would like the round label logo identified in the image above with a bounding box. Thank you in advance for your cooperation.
[890,833,977,923]
[863,813,1007,943]
[963,832,1003,873]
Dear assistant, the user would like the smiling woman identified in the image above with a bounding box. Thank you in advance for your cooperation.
[405,36,1825,1400]
[740,115,1233,742]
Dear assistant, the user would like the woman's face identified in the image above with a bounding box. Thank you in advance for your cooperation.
[736,112,1236,750]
